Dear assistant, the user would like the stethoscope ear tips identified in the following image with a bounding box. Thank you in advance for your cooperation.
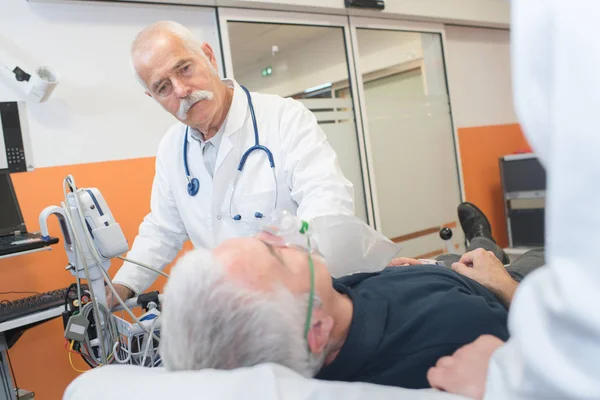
[187,178,200,196]
[232,213,263,220]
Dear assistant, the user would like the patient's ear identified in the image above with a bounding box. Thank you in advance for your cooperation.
[307,310,334,355]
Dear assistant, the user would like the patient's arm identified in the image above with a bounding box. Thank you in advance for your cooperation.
[387,257,424,266]
[451,249,519,307]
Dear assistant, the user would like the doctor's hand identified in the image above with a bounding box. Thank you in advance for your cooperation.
[387,257,424,267]
[105,284,134,310]
[427,335,505,399]
[451,249,518,307]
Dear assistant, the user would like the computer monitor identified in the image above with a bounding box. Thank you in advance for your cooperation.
[0,169,26,236]
[499,154,546,247]
[499,154,546,194]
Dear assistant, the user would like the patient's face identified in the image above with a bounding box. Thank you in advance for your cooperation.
[213,237,334,302]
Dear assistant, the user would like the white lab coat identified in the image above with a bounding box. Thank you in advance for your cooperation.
[113,80,354,294]
[484,1,600,398]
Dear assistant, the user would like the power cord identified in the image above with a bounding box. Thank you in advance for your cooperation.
[5,349,19,398]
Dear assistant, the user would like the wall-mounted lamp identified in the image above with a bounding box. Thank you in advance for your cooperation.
[0,47,59,103]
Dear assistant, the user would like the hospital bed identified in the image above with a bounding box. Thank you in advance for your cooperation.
[63,363,469,400]
[40,177,468,399]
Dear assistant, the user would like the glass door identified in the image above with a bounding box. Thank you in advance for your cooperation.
[218,9,373,224]
[349,17,466,258]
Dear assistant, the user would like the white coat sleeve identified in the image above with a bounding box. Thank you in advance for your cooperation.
[483,1,600,398]
[279,98,354,221]
[112,142,188,295]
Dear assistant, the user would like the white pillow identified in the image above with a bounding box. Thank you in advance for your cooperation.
[63,363,468,400]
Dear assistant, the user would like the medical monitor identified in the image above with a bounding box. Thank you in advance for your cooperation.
[0,169,26,236]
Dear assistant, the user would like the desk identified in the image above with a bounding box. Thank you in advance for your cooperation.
[0,306,63,400]
[0,247,63,400]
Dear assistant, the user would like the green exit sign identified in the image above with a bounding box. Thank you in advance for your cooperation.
[261,66,273,77]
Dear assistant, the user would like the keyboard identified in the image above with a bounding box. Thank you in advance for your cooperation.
[0,287,68,324]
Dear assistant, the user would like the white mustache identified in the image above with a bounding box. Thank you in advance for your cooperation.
[177,90,214,120]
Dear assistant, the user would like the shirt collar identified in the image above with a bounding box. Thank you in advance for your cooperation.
[189,127,223,150]
[186,79,248,144]
[315,281,388,381]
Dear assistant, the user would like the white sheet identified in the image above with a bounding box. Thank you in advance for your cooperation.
[63,363,468,400]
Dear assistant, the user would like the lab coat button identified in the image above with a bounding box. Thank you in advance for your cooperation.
[217,215,222,220]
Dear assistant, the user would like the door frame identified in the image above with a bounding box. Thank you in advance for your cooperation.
[218,7,378,227]
[347,16,466,218]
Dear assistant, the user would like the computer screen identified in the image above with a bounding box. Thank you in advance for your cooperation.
[500,156,546,193]
[0,170,24,234]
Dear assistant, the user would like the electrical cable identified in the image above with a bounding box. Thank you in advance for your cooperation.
[112,341,132,364]
[63,176,108,364]
[5,349,19,395]
[140,317,158,367]
[65,176,160,343]
[80,301,118,365]
[116,256,169,278]
[68,341,89,373]
[61,195,108,366]
[64,339,97,369]
[64,179,82,314]
[58,174,161,369]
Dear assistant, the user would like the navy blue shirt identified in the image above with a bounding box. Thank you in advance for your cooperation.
[315,265,509,389]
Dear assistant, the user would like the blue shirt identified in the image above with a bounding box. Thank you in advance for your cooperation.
[315,265,509,389]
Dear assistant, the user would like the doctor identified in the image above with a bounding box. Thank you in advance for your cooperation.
[108,21,354,302]
[427,0,600,398]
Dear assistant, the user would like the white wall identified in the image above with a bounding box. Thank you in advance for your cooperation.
[445,25,517,128]
[0,0,222,168]
[235,29,422,96]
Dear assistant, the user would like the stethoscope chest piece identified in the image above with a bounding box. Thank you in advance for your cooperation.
[182,85,277,218]
[187,177,200,196]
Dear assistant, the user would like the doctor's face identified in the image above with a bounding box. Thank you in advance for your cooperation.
[133,35,224,127]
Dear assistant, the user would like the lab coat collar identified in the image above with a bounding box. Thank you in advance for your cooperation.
[220,79,248,138]
[186,79,248,144]
[315,281,388,381]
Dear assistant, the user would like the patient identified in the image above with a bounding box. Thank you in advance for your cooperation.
[159,203,543,389]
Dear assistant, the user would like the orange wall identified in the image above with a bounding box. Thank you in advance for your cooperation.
[457,123,532,248]
[0,158,192,399]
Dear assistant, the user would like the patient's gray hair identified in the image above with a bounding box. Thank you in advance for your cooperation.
[159,248,324,377]
[130,21,216,89]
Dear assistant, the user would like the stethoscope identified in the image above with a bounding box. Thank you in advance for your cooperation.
[183,85,278,221]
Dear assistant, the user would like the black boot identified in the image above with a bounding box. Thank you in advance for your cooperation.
[458,202,510,264]
[458,202,493,242]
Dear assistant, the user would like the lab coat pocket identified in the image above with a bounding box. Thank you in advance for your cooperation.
[230,187,277,232]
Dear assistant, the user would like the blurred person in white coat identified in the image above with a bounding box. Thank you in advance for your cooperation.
[427,0,600,398]
[108,21,353,302]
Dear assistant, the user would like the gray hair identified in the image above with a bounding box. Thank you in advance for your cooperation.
[159,248,325,377]
[130,21,216,90]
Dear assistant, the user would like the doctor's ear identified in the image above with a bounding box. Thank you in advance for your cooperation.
[200,42,219,73]
[306,312,334,355]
